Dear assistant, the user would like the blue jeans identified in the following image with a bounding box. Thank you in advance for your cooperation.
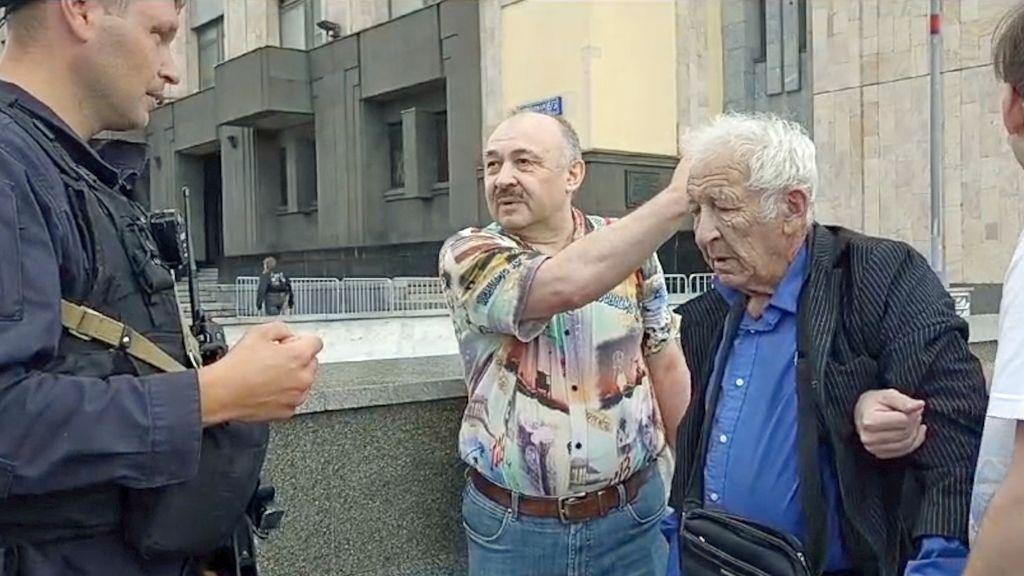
[462,471,669,576]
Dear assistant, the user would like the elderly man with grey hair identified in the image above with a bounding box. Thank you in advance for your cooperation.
[669,113,986,576]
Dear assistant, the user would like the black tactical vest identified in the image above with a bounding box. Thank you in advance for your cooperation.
[0,97,269,559]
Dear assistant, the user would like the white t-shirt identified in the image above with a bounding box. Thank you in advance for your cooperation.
[970,229,1024,542]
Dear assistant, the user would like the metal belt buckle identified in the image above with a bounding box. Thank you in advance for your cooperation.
[557,492,588,523]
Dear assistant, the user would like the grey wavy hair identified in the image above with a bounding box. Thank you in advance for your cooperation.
[681,113,817,224]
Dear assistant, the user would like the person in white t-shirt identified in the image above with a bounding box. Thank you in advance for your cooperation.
[964,5,1024,574]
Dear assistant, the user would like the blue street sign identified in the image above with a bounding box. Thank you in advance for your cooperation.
[521,96,563,116]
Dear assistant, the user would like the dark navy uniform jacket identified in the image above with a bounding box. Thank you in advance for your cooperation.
[0,80,202,575]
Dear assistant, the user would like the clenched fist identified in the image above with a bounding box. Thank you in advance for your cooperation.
[197,322,323,425]
[854,388,927,460]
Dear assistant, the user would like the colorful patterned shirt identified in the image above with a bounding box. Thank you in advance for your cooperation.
[439,208,673,497]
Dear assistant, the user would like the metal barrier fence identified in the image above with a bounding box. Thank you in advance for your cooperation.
[664,273,714,305]
[236,277,260,317]
[687,273,715,294]
[663,274,688,296]
[236,276,450,317]
[235,273,717,318]
[393,277,449,312]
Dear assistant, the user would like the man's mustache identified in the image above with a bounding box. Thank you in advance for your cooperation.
[493,191,525,203]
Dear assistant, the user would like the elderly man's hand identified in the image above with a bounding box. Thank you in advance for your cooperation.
[854,389,927,459]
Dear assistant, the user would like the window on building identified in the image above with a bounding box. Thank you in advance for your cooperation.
[798,0,807,53]
[278,147,289,208]
[388,122,404,189]
[280,0,323,49]
[274,126,318,212]
[196,17,224,90]
[756,1,767,62]
[296,134,318,209]
[436,112,449,184]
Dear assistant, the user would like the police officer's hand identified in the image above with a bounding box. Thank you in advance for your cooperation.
[197,321,323,425]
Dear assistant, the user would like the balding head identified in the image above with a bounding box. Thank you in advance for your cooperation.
[494,111,582,168]
[482,112,586,237]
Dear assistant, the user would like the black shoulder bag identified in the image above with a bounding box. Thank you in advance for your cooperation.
[680,287,829,576]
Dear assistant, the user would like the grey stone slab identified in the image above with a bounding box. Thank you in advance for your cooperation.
[216,47,313,126]
[299,355,466,413]
[259,397,469,576]
[960,283,1002,315]
[720,0,748,26]
[765,0,784,96]
[172,90,218,152]
[360,7,442,98]
[782,0,802,92]
[723,21,750,51]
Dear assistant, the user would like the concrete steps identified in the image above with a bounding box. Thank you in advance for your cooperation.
[175,268,237,320]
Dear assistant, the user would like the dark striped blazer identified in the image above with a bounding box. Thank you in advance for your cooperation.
[670,224,987,576]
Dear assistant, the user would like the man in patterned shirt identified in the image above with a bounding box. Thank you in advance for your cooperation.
[439,111,692,575]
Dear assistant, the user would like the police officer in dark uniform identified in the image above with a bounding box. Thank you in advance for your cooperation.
[0,1,323,574]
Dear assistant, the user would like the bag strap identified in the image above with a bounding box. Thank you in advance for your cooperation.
[795,283,829,575]
[60,299,187,374]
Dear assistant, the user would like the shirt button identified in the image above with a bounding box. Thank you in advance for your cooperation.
[709,492,720,503]
[736,378,745,387]
[719,434,728,444]
[564,329,571,336]
[575,442,583,450]
[571,385,579,392]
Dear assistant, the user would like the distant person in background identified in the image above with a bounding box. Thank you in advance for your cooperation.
[257,256,294,316]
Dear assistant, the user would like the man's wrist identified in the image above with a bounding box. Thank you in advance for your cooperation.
[197,363,234,426]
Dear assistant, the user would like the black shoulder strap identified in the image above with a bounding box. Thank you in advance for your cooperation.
[795,281,829,576]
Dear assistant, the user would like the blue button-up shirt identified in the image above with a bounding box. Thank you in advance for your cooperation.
[691,246,967,576]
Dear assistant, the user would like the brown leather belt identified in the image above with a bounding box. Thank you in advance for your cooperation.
[468,466,653,523]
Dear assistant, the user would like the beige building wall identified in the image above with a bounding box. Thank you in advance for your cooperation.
[675,0,724,134]
[479,0,505,142]
[500,1,589,141]
[812,0,1024,284]
[497,0,678,156]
